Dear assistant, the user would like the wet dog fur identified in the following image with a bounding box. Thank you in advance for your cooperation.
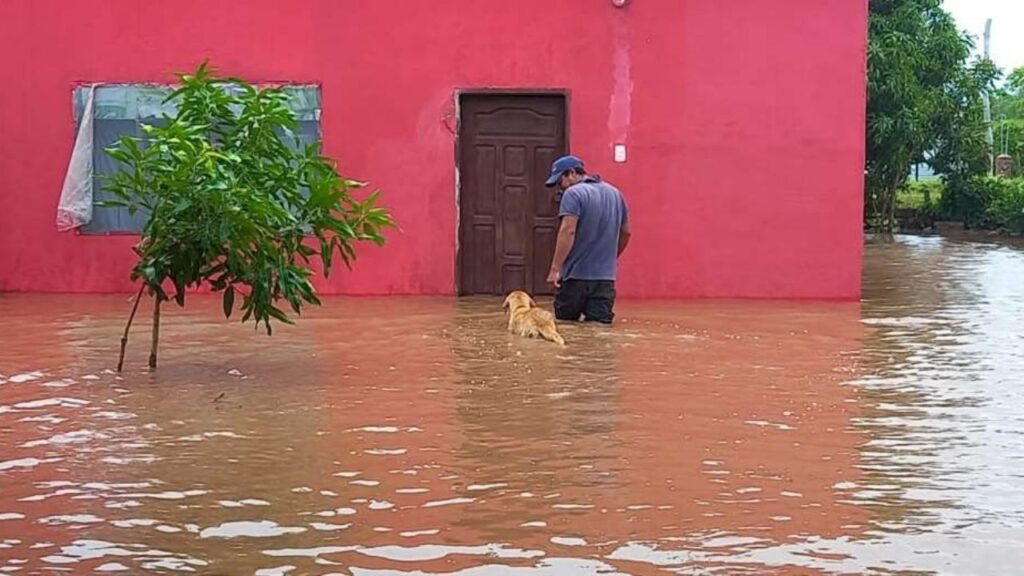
[503,290,565,346]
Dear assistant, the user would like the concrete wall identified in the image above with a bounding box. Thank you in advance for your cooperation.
[0,0,868,298]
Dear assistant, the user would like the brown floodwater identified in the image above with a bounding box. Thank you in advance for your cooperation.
[1,235,1023,575]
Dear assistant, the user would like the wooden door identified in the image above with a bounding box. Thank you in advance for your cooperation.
[458,94,567,296]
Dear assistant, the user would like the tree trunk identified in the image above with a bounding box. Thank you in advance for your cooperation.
[117,284,146,373]
[876,175,903,235]
[867,184,886,232]
[149,296,162,370]
[886,185,898,233]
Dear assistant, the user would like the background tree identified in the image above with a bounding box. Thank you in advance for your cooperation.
[930,57,1000,226]
[866,0,995,232]
[992,67,1024,177]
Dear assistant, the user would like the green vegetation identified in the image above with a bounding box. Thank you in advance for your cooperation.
[866,0,999,232]
[993,68,1024,178]
[896,180,943,212]
[897,177,1024,234]
[103,62,395,370]
[987,179,1024,233]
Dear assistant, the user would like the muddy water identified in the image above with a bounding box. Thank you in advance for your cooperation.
[1,236,1023,575]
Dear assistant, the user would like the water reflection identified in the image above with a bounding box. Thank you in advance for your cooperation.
[2,235,1024,573]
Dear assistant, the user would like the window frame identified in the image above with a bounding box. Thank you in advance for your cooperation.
[71,83,322,236]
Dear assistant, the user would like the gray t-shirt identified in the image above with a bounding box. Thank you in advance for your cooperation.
[558,176,629,281]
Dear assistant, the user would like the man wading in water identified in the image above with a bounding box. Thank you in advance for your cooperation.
[544,155,631,324]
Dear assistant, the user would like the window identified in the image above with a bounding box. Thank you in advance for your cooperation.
[72,84,321,234]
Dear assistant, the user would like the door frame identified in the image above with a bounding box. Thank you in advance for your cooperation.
[453,89,572,296]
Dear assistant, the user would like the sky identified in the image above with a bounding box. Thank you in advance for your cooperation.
[944,0,1024,73]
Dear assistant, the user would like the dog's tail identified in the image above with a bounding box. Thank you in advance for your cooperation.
[539,324,566,346]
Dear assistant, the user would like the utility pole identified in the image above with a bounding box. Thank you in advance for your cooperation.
[983,18,995,175]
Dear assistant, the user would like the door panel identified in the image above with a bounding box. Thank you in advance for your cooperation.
[458,95,567,296]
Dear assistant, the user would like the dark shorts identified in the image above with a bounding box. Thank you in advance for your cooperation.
[554,280,616,324]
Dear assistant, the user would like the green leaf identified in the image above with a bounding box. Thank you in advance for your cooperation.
[267,305,293,325]
[223,286,235,318]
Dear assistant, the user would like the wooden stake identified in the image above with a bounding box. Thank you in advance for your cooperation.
[149,295,162,370]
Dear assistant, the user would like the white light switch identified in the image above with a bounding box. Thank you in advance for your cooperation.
[614,144,627,163]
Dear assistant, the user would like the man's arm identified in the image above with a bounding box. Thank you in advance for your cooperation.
[618,217,631,256]
[547,215,578,285]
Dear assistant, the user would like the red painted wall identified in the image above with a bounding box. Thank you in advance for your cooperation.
[0,0,867,299]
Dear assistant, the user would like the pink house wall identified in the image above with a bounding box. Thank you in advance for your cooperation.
[0,0,867,299]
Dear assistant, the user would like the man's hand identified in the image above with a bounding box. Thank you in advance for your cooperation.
[546,269,561,287]
[547,215,577,289]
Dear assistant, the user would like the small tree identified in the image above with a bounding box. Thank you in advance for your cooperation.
[104,62,394,370]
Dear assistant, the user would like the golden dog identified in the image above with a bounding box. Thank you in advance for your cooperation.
[503,290,565,346]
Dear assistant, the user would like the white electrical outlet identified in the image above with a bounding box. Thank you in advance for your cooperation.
[614,144,627,163]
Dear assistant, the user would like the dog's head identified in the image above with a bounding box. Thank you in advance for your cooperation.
[503,290,536,314]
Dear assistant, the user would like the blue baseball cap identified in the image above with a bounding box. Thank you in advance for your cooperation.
[544,155,584,187]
